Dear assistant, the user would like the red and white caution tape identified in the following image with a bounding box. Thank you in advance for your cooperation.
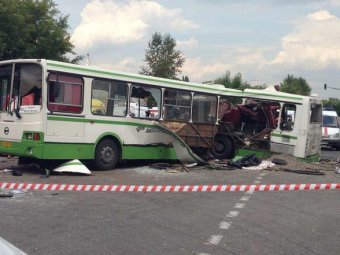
[1,182,339,192]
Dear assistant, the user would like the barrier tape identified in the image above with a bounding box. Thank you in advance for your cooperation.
[1,182,339,192]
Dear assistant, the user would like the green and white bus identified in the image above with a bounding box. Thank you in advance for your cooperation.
[0,59,322,170]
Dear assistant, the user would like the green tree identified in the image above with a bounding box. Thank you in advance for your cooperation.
[182,75,189,82]
[211,70,267,90]
[0,0,81,62]
[280,74,311,96]
[140,32,185,79]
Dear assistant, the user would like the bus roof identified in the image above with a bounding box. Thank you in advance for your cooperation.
[243,87,306,104]
[44,59,244,97]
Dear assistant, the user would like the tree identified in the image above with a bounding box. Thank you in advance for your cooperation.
[140,32,185,79]
[280,74,311,96]
[0,0,81,62]
[182,75,189,82]
[210,70,267,90]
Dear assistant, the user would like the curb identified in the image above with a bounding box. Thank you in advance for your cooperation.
[1,182,339,193]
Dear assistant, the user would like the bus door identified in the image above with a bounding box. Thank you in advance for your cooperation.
[270,103,300,157]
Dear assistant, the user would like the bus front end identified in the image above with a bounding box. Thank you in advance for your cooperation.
[0,60,45,160]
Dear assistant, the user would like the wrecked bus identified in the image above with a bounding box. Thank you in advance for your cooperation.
[225,87,323,160]
[0,59,322,170]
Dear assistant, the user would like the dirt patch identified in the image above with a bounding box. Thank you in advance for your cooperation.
[267,153,338,172]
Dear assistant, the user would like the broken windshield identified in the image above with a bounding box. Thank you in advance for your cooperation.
[0,63,42,113]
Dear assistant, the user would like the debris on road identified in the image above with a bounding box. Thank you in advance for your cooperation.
[53,159,91,175]
[0,188,13,198]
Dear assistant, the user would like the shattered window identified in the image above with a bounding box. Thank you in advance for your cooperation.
[163,89,191,121]
[130,84,161,119]
[92,79,127,116]
[192,93,217,123]
[280,104,296,131]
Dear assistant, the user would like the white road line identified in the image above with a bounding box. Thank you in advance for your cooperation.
[245,190,254,194]
[253,180,261,184]
[206,235,223,245]
[234,203,245,209]
[259,172,266,176]
[219,221,232,230]
[226,211,239,217]
[240,195,250,201]
[257,176,263,180]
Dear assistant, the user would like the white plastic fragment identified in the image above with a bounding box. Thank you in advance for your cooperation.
[53,159,91,175]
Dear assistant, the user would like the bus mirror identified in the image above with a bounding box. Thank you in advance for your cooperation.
[324,84,327,90]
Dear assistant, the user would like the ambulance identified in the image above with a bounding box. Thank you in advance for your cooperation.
[322,107,340,150]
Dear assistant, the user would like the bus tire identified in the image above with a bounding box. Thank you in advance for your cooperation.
[94,138,119,170]
[212,135,235,159]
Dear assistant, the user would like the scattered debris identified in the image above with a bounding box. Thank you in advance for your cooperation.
[228,154,261,169]
[0,188,13,198]
[53,159,91,175]
[271,158,287,165]
[242,160,275,170]
[283,169,325,175]
[335,166,340,174]
[12,169,22,176]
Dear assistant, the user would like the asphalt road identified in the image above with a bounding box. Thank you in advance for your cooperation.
[0,156,339,255]
[321,147,340,161]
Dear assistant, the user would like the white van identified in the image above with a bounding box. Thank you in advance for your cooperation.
[322,108,340,150]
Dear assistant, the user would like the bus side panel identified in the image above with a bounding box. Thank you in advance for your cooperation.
[43,116,89,159]
[270,105,301,157]
[83,117,178,160]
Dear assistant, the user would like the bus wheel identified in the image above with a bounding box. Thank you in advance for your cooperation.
[212,135,235,159]
[94,139,119,170]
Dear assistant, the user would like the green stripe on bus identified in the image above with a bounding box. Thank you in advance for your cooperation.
[271,133,297,140]
[47,115,155,128]
[46,61,243,95]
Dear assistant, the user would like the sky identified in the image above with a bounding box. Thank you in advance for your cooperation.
[54,0,340,99]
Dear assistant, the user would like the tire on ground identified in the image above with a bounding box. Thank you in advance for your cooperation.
[94,138,120,170]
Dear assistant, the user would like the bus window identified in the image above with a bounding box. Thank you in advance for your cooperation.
[163,89,191,121]
[48,73,83,113]
[280,104,296,131]
[91,79,127,116]
[192,93,217,123]
[130,85,161,119]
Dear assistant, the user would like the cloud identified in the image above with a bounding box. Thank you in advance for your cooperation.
[99,57,141,73]
[177,38,198,48]
[71,0,198,49]
[182,57,230,82]
[271,10,340,69]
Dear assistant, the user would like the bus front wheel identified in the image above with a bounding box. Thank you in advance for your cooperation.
[94,139,119,170]
[212,135,235,159]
